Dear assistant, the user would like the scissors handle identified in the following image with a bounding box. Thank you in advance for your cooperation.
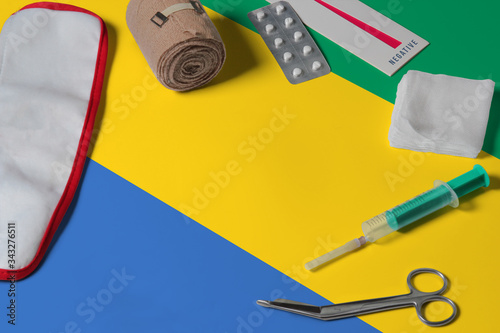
[407,268,458,327]
[258,268,457,327]
[319,292,457,326]
[319,268,457,326]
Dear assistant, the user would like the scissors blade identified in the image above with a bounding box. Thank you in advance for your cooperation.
[257,299,322,317]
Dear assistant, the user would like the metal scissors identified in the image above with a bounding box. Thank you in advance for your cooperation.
[257,268,457,327]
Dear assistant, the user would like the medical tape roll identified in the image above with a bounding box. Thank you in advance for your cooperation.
[0,3,108,280]
[126,0,226,91]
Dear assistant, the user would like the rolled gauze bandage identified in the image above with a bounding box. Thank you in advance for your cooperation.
[126,0,226,91]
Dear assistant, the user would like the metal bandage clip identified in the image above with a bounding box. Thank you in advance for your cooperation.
[151,1,205,28]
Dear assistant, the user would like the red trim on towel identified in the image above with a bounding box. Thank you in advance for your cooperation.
[314,0,402,49]
[0,2,108,280]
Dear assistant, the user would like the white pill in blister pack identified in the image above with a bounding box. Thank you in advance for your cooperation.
[292,68,303,77]
[248,1,330,84]
[256,11,266,21]
[284,17,294,28]
[312,61,322,71]
[283,52,293,62]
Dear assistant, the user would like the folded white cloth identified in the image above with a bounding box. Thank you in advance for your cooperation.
[389,70,495,158]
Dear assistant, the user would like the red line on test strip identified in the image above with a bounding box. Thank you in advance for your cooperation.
[314,0,402,49]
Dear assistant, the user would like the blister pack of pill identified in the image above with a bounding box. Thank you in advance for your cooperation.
[248,1,330,84]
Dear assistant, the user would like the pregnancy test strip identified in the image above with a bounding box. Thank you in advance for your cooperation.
[265,0,429,76]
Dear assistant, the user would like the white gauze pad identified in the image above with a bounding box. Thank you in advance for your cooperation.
[0,3,108,280]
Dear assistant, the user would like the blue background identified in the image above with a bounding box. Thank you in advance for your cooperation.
[0,160,378,332]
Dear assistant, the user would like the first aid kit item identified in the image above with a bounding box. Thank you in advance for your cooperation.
[389,71,494,158]
[0,2,108,280]
[248,1,330,84]
[127,0,226,92]
[258,268,457,327]
[305,165,489,269]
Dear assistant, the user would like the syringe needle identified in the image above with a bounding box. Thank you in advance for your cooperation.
[305,236,366,270]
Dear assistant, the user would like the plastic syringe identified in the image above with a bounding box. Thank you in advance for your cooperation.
[305,165,490,270]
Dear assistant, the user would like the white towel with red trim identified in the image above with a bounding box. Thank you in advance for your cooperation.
[0,3,108,280]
